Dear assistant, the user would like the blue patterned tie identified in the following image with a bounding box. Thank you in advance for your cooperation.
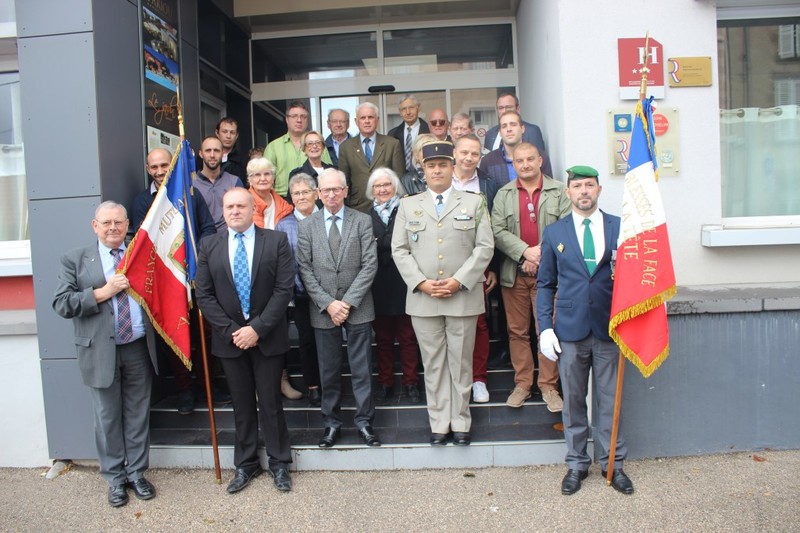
[363,138,373,164]
[435,194,444,217]
[233,233,250,317]
[110,249,133,343]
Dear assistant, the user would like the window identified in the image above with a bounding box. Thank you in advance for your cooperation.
[718,19,800,220]
[0,72,25,242]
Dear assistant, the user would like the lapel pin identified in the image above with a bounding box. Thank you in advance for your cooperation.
[557,243,565,253]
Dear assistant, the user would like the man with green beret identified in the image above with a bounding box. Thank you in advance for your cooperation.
[536,165,633,496]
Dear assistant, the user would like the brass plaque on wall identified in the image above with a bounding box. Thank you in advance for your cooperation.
[668,57,712,87]
[608,107,680,177]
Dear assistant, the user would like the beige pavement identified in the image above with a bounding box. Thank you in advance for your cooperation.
[1,449,798,532]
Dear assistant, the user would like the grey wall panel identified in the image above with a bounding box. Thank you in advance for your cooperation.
[180,43,202,145]
[41,359,96,459]
[31,196,100,360]
[180,0,198,50]
[621,311,800,459]
[18,33,101,200]
[92,0,147,204]
[15,0,92,38]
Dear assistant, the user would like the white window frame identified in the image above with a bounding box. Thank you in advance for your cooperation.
[708,4,800,246]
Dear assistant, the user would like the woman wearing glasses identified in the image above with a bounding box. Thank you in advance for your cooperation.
[289,130,336,188]
[365,167,421,404]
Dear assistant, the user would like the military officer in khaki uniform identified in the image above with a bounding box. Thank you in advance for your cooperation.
[391,141,494,446]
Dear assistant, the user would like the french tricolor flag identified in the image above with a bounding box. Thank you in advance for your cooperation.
[609,96,677,378]
[122,139,198,369]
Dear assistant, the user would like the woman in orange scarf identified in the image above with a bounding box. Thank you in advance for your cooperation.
[248,157,294,230]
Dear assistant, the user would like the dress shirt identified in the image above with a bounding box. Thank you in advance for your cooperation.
[360,133,378,149]
[227,223,256,285]
[323,206,345,236]
[501,145,517,182]
[428,186,454,211]
[404,121,421,145]
[451,170,481,193]
[98,241,145,343]
[572,209,606,263]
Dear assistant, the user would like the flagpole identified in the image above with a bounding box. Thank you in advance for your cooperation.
[177,91,222,484]
[606,32,650,484]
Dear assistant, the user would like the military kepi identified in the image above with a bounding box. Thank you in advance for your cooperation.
[421,141,455,162]
[566,165,599,181]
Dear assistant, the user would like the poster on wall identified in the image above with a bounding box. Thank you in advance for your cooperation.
[142,0,180,153]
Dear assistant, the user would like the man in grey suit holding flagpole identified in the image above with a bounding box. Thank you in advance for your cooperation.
[53,201,159,507]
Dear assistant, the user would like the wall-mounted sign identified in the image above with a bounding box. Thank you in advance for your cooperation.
[142,0,180,152]
[608,107,680,177]
[618,37,664,100]
[668,57,712,87]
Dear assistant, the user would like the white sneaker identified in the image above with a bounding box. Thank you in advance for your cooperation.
[472,381,490,403]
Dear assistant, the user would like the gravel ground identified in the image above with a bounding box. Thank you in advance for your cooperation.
[1,449,798,532]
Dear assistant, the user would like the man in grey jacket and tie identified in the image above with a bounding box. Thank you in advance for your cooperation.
[297,168,380,448]
[53,202,159,508]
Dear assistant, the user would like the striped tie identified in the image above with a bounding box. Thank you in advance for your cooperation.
[110,249,133,343]
[405,126,413,171]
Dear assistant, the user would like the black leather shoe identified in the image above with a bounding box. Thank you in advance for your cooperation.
[452,432,471,446]
[318,427,340,448]
[226,465,263,494]
[128,477,156,500]
[404,383,421,403]
[561,469,589,495]
[269,467,292,492]
[430,433,448,446]
[307,388,321,407]
[359,425,381,446]
[602,469,634,495]
[375,384,392,403]
[108,484,129,507]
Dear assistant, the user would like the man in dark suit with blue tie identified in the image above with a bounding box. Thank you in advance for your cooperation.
[536,165,633,496]
[195,187,295,494]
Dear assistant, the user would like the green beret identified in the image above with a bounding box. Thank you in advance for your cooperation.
[566,165,599,181]
[421,141,455,162]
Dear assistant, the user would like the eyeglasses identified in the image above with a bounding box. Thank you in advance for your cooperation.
[399,105,418,113]
[305,141,323,148]
[291,189,316,198]
[287,114,308,120]
[430,119,448,127]
[96,219,127,228]
[372,182,393,190]
[527,202,537,223]
[319,186,346,196]
[249,171,273,180]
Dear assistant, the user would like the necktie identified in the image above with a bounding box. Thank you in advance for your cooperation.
[233,233,250,317]
[328,215,341,258]
[435,194,444,217]
[110,249,133,343]
[363,138,373,165]
[405,126,413,171]
[582,218,596,275]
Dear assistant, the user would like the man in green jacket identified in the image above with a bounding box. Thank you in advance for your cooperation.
[491,143,571,412]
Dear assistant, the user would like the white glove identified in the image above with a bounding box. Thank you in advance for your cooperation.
[539,328,562,362]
